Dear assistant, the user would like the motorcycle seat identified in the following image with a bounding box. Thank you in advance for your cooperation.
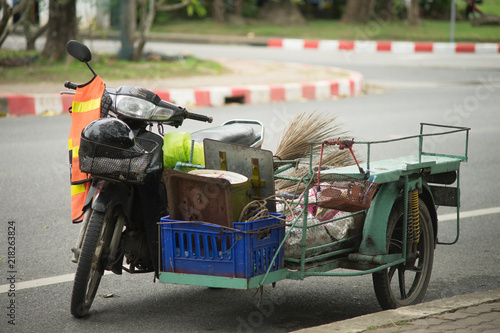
[191,124,258,147]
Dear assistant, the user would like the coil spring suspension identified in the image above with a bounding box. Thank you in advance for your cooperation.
[408,190,420,244]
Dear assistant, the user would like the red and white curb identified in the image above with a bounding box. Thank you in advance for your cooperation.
[0,67,364,116]
[0,93,74,117]
[268,38,500,54]
[155,68,363,107]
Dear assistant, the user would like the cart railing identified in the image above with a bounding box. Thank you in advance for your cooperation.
[272,122,471,282]
[354,123,470,173]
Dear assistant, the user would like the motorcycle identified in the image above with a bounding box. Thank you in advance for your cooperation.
[63,40,264,318]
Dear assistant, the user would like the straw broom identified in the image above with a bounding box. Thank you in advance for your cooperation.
[274,110,348,161]
[274,111,359,194]
[275,149,356,193]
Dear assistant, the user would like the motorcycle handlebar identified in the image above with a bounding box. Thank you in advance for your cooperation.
[64,81,79,90]
[64,82,213,124]
[185,111,213,123]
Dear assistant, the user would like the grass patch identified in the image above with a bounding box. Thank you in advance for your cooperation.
[152,18,500,43]
[480,0,500,16]
[0,51,229,84]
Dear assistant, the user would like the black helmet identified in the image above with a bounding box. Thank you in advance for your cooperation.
[82,118,136,149]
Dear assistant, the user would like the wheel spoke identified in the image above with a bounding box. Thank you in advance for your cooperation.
[390,239,403,251]
[388,266,397,282]
[85,270,102,304]
[398,267,407,299]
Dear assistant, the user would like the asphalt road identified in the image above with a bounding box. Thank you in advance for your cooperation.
[0,39,499,332]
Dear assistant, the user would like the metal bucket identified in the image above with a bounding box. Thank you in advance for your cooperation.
[188,169,252,221]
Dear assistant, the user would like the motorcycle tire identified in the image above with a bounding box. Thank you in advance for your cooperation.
[70,207,118,317]
[72,207,92,263]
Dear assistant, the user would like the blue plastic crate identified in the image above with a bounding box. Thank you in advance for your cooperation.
[160,213,285,278]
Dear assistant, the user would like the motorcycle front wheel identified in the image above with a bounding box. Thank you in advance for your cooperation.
[70,207,121,317]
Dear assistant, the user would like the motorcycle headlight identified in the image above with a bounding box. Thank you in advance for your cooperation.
[116,96,156,119]
[115,96,176,121]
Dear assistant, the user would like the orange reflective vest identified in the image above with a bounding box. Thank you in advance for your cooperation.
[68,76,105,223]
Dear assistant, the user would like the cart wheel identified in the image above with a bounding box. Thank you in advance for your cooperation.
[372,198,434,309]
[70,207,121,317]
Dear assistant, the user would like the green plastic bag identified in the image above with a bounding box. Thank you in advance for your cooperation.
[163,132,204,169]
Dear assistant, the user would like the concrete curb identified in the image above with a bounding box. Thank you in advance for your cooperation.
[267,38,500,54]
[0,93,74,117]
[146,32,500,54]
[0,65,364,116]
[293,288,500,333]
[154,68,363,108]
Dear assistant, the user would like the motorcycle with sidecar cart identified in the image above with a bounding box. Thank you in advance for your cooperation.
[64,40,470,317]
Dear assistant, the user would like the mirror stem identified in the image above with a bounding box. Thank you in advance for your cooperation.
[85,62,97,77]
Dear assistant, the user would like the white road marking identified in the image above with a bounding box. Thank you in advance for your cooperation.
[0,271,113,294]
[438,206,500,222]
[1,206,499,294]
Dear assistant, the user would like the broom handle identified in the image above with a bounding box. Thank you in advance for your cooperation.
[320,139,365,175]
[316,143,326,186]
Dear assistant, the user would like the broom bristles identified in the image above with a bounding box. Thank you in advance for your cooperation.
[275,149,356,192]
[274,111,348,161]
[274,111,361,194]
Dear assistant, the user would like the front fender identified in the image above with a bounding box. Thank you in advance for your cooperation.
[92,181,133,218]
[358,178,438,255]
[358,182,400,255]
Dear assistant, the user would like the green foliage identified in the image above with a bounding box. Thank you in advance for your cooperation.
[152,0,208,25]
[478,0,500,15]
[154,11,174,25]
[242,0,260,18]
[187,0,207,17]
[151,18,500,42]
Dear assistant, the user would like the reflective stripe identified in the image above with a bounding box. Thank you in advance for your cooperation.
[72,98,101,113]
[71,184,86,196]
[72,145,79,158]
[68,139,79,158]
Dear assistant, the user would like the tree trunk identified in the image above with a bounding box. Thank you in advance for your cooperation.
[377,0,394,22]
[341,0,375,24]
[120,0,192,61]
[407,0,420,25]
[24,20,47,50]
[233,0,244,16]
[23,0,47,50]
[227,0,246,26]
[133,0,156,61]
[213,0,225,23]
[259,0,306,26]
[0,0,31,48]
[119,0,136,60]
[41,0,77,61]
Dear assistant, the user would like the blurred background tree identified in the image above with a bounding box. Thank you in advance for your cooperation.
[342,0,375,23]
[120,0,206,60]
[258,0,306,25]
[3,0,496,61]
[41,0,77,61]
[0,0,32,47]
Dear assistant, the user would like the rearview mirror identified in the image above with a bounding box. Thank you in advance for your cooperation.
[66,40,92,63]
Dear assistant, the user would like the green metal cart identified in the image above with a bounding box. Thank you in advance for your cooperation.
[159,123,470,310]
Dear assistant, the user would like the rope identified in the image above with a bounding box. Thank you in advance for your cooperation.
[238,194,294,223]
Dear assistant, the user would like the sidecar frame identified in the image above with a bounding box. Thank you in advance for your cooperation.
[158,123,470,291]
